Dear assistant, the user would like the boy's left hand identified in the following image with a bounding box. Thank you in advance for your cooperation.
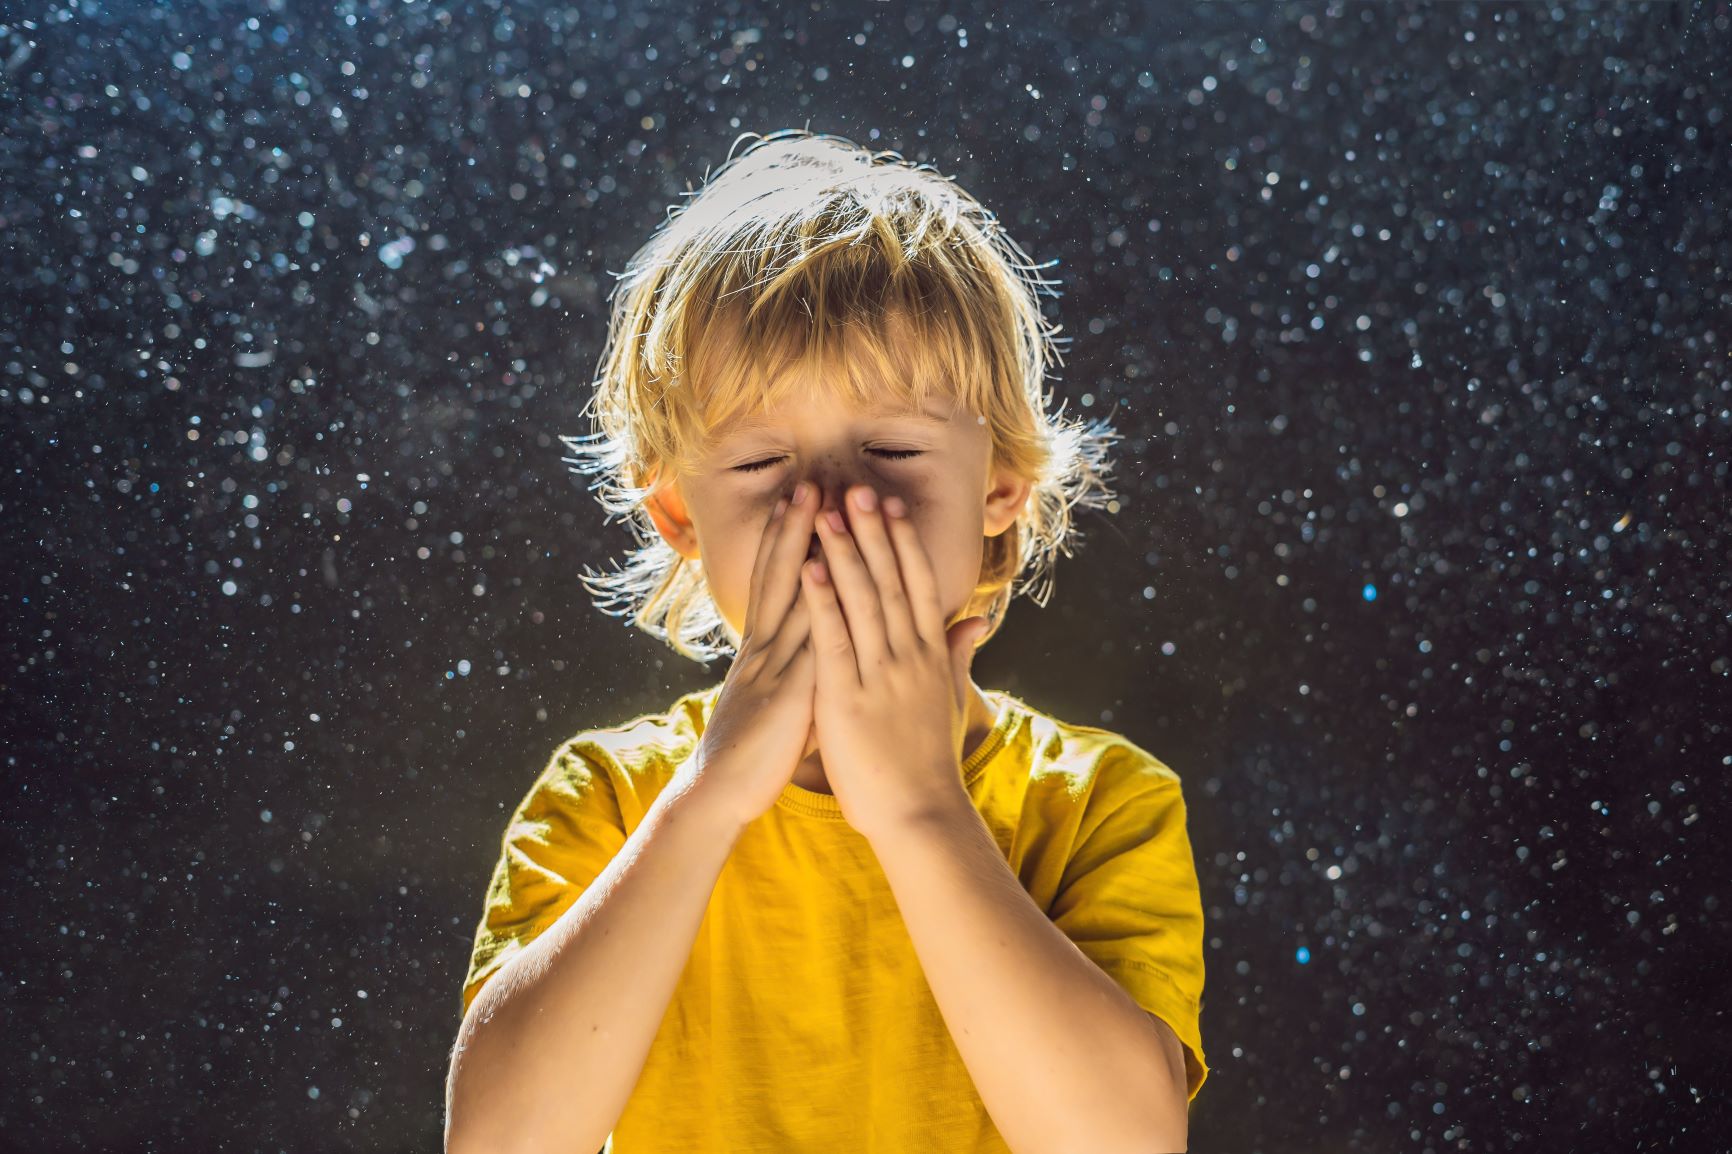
[800,483,992,841]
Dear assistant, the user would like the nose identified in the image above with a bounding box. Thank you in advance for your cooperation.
[797,473,861,549]
[798,471,853,518]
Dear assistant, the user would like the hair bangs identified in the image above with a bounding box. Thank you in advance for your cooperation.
[654,229,1009,473]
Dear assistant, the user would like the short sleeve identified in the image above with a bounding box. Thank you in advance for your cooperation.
[1048,748,1209,1103]
[459,737,629,1020]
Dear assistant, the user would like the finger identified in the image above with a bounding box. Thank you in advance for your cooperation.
[843,485,919,660]
[778,634,815,691]
[760,480,820,630]
[739,491,789,641]
[814,498,888,671]
[766,585,812,675]
[745,481,816,644]
[801,553,861,687]
[880,495,946,646]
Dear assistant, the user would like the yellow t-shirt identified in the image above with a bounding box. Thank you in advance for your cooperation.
[461,682,1208,1151]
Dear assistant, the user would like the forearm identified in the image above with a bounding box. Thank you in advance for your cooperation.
[870,789,1189,1154]
[445,764,745,1154]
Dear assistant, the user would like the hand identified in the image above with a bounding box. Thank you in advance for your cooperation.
[687,480,821,829]
[799,483,992,841]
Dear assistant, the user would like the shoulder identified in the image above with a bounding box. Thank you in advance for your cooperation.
[977,693,1187,863]
[549,683,716,764]
[998,692,1182,797]
[530,683,722,817]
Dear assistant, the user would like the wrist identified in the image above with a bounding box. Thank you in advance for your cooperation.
[665,759,754,840]
[858,774,978,847]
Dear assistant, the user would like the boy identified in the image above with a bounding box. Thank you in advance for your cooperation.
[444,129,1207,1154]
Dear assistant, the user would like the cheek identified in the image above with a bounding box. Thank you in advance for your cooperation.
[695,516,763,614]
[898,502,980,586]
[716,507,820,615]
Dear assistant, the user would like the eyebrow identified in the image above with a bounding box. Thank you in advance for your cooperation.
[717,405,953,437]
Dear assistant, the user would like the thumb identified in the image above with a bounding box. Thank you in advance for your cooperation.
[947,615,989,690]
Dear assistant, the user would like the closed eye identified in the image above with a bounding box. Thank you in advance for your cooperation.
[732,449,924,474]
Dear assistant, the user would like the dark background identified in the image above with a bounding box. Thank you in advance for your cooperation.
[3,1,1726,1150]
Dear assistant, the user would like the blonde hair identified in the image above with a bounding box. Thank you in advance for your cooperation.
[561,128,1121,665]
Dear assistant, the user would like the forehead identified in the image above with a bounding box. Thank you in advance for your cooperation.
[710,395,958,439]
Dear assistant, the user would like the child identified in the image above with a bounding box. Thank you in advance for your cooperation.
[445,129,1208,1154]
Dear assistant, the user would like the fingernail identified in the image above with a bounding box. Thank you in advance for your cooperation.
[852,486,877,511]
[792,481,809,505]
[883,495,906,518]
[773,497,789,518]
[824,509,847,534]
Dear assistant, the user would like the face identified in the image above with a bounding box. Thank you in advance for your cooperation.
[642,377,1033,645]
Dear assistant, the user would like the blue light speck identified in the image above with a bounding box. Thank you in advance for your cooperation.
[1296,947,1311,964]
[1362,583,1377,602]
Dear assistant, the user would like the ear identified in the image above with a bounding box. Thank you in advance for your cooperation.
[982,464,1034,539]
[643,472,702,561]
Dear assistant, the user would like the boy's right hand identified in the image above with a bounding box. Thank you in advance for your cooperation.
[685,480,819,828]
